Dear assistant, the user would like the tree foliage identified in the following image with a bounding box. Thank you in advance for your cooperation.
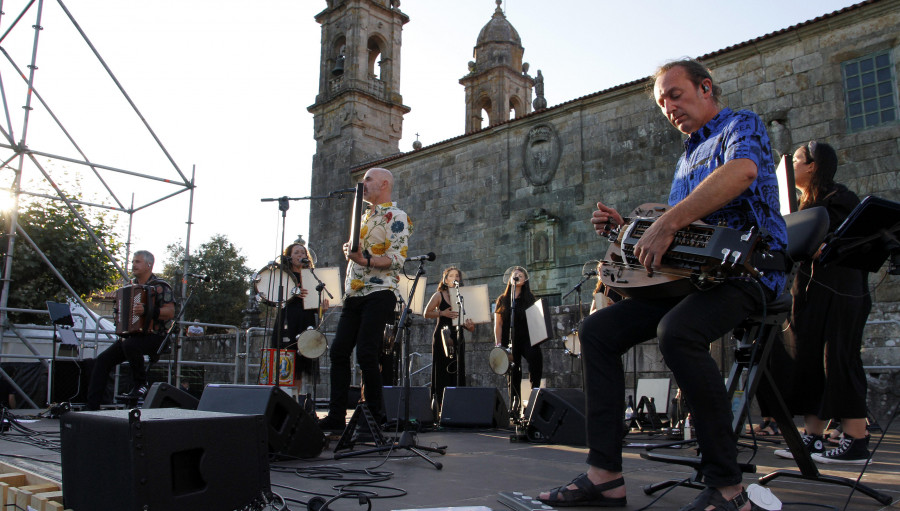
[162,234,252,331]
[0,198,123,323]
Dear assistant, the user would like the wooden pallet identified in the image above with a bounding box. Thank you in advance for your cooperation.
[0,461,73,511]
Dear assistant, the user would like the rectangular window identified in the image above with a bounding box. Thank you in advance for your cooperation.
[842,51,898,131]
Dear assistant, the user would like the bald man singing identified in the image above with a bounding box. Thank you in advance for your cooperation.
[318,167,413,432]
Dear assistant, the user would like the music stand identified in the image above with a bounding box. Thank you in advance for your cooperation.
[46,301,75,406]
[819,195,900,274]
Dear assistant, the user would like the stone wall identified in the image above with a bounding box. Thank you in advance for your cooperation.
[333,2,900,422]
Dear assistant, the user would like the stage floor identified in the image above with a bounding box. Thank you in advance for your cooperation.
[1,409,898,511]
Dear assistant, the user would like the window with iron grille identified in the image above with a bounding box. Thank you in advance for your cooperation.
[842,50,897,132]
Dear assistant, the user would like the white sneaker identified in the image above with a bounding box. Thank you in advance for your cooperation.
[747,484,782,510]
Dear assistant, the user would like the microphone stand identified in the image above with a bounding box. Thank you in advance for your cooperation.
[307,265,333,406]
[154,278,202,384]
[453,284,465,388]
[562,272,594,390]
[260,190,354,391]
[334,259,446,469]
[508,278,519,422]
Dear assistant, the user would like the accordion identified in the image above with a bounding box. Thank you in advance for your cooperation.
[114,285,158,335]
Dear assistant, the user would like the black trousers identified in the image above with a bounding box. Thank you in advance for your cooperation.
[327,290,397,420]
[580,280,765,488]
[507,337,543,407]
[86,333,164,410]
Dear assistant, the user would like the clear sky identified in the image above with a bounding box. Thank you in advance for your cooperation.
[0,0,861,277]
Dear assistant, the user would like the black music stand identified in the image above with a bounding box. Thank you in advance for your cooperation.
[819,195,900,274]
[46,301,75,406]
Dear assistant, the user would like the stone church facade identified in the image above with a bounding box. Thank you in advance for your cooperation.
[308,0,900,417]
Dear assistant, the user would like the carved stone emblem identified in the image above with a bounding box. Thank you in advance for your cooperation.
[522,124,560,187]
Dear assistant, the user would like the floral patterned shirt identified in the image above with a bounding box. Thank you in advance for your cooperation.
[345,201,413,298]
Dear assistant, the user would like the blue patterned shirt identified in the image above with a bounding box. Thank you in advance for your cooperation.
[668,108,787,295]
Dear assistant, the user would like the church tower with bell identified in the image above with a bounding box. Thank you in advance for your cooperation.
[460,0,534,134]
[308,0,410,267]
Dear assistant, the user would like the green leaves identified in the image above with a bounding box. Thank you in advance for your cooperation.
[162,234,252,331]
[0,199,123,323]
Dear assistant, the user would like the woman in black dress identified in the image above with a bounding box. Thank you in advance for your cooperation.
[774,141,872,465]
[423,266,475,412]
[272,242,328,396]
[493,266,543,417]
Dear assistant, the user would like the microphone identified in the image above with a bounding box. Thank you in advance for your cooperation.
[513,276,520,282]
[405,252,436,262]
[186,273,210,282]
[299,257,310,265]
[453,280,460,288]
[330,187,356,195]
[584,269,598,277]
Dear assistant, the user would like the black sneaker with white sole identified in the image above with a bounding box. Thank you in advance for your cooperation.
[774,432,824,460]
[126,385,148,399]
[812,434,871,465]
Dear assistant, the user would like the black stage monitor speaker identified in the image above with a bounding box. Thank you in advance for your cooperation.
[197,384,324,459]
[60,408,270,511]
[525,388,586,446]
[440,387,509,428]
[383,386,434,424]
[142,382,199,410]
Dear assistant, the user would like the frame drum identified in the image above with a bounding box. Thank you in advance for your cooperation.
[252,263,300,306]
[296,329,327,358]
[489,346,513,375]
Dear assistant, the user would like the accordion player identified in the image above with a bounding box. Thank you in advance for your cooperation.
[115,285,156,335]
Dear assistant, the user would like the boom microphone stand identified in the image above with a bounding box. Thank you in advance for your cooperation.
[561,269,594,390]
[260,189,356,390]
[334,259,447,469]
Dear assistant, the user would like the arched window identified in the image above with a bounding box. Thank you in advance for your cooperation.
[331,35,347,77]
[367,37,384,79]
[509,97,523,119]
[476,96,492,130]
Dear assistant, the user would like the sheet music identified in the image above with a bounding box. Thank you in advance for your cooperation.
[448,284,491,324]
[300,267,343,309]
[525,298,552,346]
[398,274,427,315]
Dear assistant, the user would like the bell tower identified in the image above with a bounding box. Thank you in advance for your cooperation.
[459,0,533,133]
[308,0,410,267]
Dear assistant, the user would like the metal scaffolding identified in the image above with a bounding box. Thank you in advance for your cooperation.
[0,0,195,407]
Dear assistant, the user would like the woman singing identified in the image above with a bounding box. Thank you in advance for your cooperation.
[423,267,475,413]
[272,242,328,397]
[494,266,543,417]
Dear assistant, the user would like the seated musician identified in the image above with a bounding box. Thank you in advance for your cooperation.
[86,250,174,410]
[538,59,787,510]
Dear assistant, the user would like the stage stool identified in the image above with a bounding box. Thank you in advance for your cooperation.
[641,207,831,495]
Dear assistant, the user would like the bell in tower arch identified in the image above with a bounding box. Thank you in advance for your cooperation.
[332,54,345,77]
